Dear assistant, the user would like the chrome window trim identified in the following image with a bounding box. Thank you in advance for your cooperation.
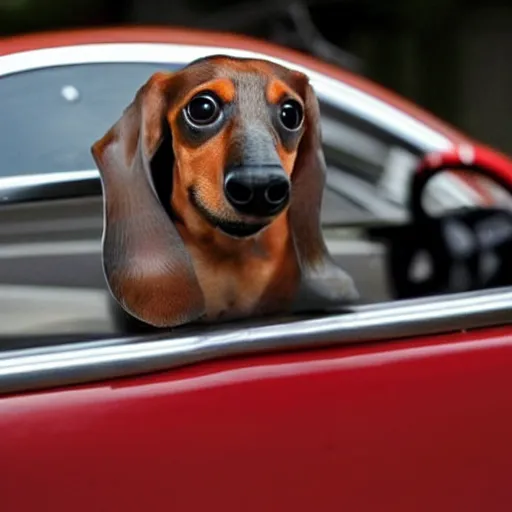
[0,42,481,208]
[0,287,511,395]
[0,170,101,203]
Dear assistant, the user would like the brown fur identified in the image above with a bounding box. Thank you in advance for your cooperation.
[91,55,357,328]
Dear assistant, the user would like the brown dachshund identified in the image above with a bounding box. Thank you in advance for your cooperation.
[91,55,358,328]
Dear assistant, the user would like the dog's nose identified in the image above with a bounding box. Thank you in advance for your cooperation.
[224,167,290,217]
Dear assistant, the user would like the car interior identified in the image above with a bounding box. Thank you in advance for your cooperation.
[0,59,511,347]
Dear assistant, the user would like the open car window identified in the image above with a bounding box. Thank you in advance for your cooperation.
[0,54,506,351]
[0,59,428,345]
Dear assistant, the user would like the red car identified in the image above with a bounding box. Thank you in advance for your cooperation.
[1,27,512,511]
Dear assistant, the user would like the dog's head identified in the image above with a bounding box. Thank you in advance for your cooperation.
[92,55,358,327]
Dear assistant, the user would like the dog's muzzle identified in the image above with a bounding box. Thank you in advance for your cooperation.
[224,166,290,218]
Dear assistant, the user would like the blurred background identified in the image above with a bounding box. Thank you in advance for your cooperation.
[1,0,511,156]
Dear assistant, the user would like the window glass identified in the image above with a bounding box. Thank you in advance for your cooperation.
[319,101,421,221]
[0,62,181,177]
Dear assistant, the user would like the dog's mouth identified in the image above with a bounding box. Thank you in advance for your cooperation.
[214,219,267,238]
[189,188,268,239]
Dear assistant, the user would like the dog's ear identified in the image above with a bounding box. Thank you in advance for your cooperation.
[289,79,359,310]
[91,72,205,328]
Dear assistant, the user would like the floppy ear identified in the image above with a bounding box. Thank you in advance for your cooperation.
[91,72,205,328]
[289,80,359,310]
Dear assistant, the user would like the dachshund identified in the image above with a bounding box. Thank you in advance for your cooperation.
[91,55,358,328]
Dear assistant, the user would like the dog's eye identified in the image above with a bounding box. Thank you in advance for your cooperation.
[279,99,303,130]
[185,93,221,125]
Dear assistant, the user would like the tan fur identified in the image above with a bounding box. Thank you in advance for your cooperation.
[175,213,299,320]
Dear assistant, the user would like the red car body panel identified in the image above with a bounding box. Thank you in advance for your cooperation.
[2,325,512,511]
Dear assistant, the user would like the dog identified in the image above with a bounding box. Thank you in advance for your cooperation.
[91,55,358,328]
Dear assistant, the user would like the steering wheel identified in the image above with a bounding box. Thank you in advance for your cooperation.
[371,144,512,299]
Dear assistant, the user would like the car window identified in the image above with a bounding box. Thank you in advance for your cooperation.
[319,102,421,201]
[0,59,419,346]
[0,62,182,177]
